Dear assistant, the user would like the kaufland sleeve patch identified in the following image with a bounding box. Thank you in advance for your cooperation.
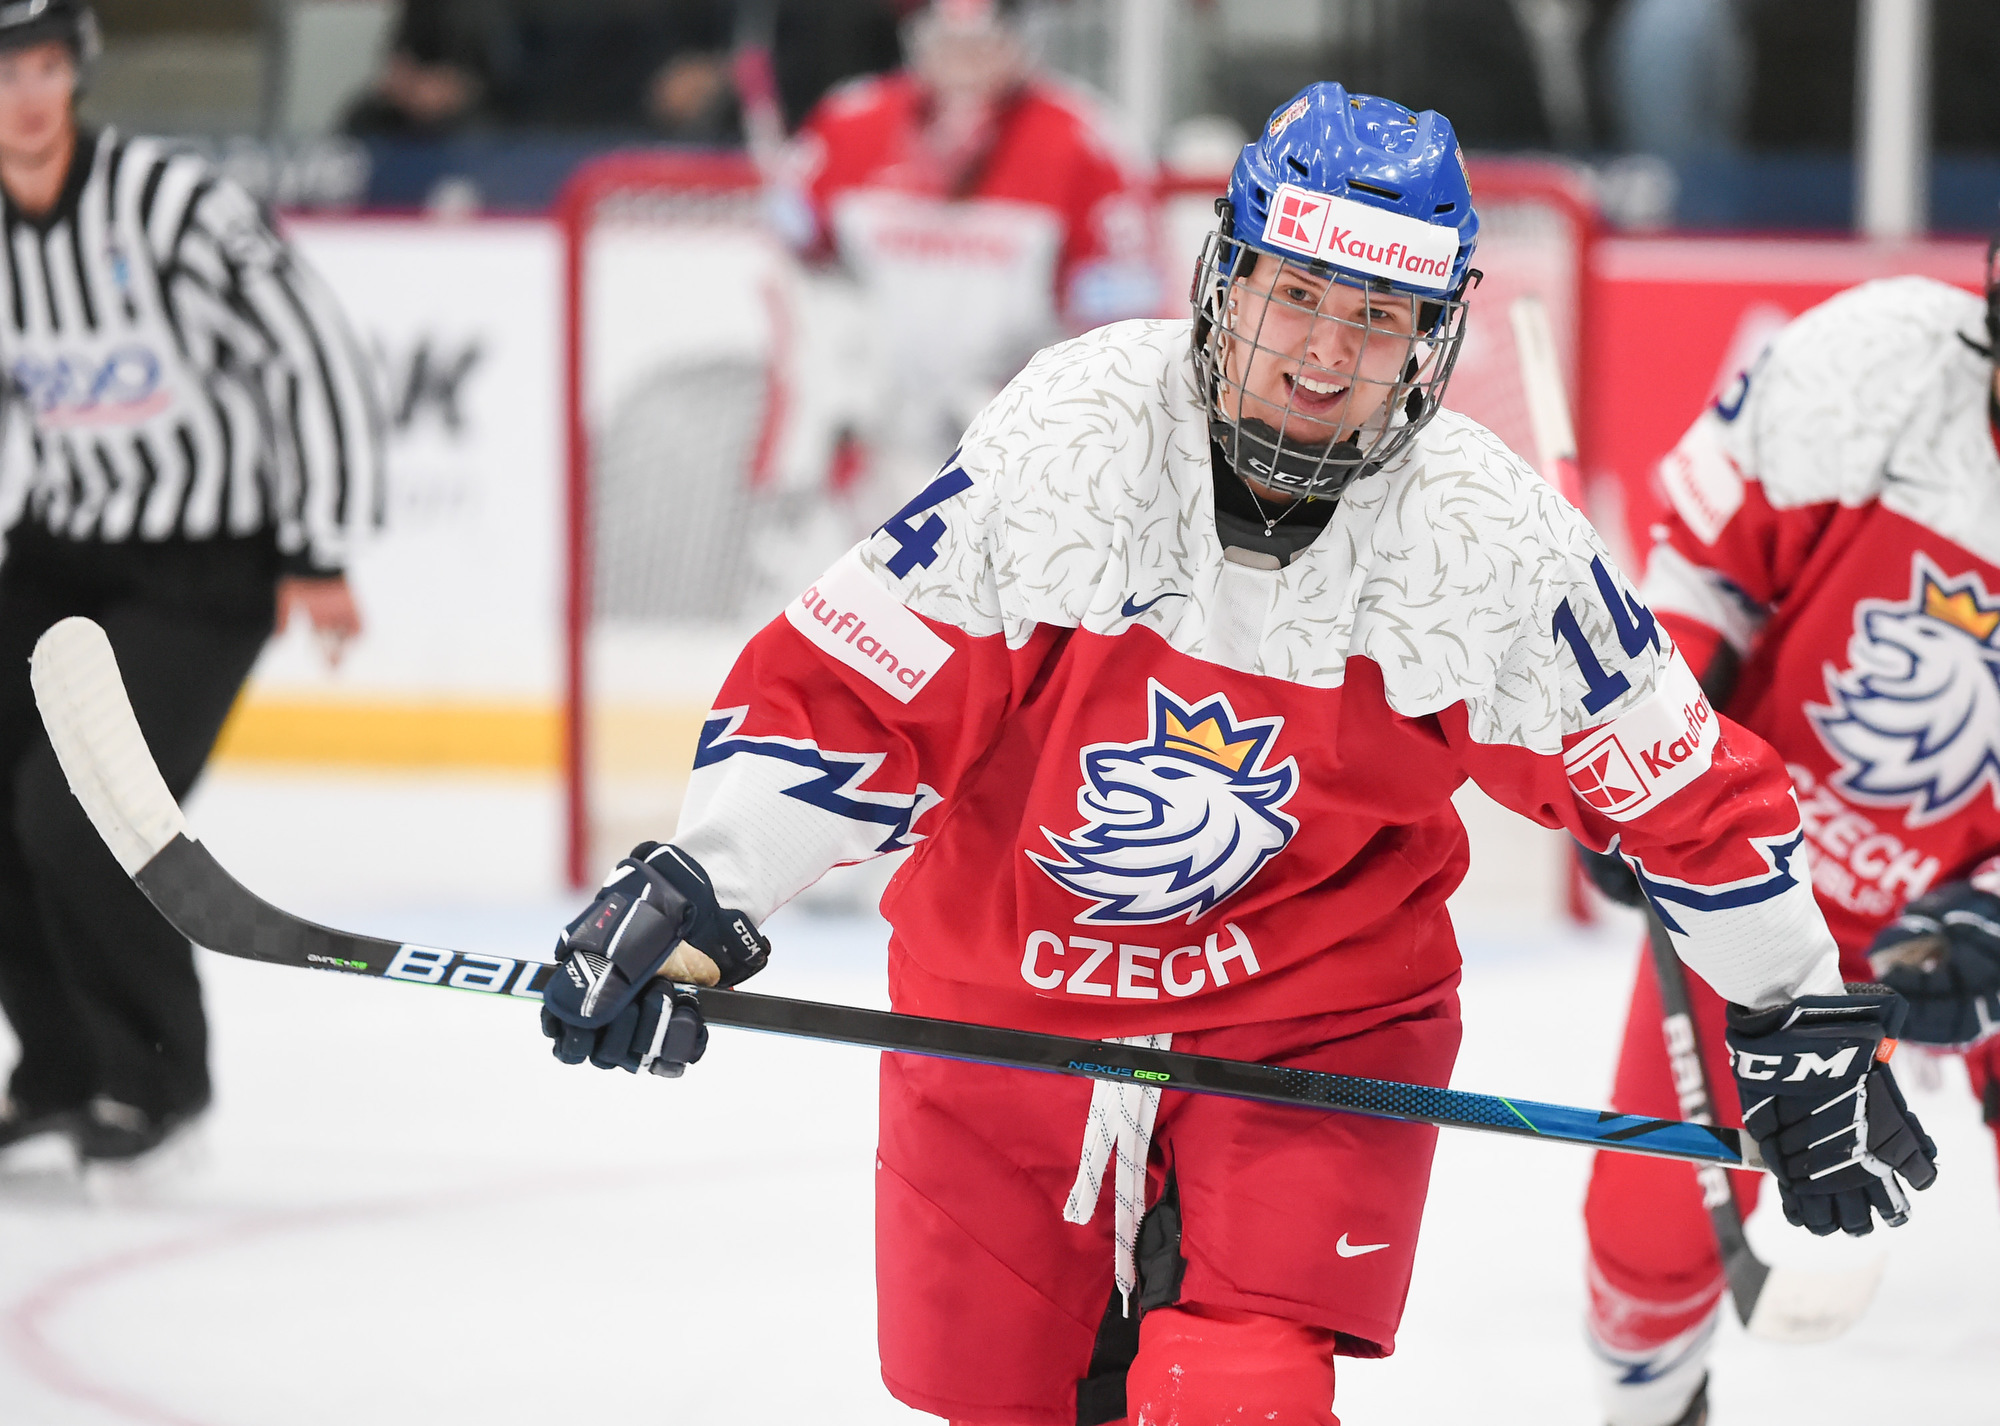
[786,549,954,703]
[1564,652,1717,821]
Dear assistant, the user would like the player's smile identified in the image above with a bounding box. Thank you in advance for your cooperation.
[1284,369,1351,420]
[1221,254,1418,451]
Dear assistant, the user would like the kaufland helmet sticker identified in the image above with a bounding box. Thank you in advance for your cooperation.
[1029,682,1299,925]
[1267,95,1310,139]
[1260,183,1460,292]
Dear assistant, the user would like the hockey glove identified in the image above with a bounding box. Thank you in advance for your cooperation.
[541,843,769,1077]
[1726,987,1938,1236]
[1865,870,2000,1050]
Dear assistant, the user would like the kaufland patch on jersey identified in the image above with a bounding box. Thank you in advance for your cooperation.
[1563,654,1717,822]
[1259,184,1460,293]
[786,549,953,703]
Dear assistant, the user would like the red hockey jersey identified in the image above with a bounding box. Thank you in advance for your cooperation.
[791,70,1152,325]
[1644,276,2000,967]
[673,320,1842,1036]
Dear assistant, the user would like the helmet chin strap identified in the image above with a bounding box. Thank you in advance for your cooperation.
[1210,381,1428,506]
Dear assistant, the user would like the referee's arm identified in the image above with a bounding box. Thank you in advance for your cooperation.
[172,178,385,578]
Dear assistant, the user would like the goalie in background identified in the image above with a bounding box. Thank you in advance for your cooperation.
[0,2,382,1174]
[786,0,1159,504]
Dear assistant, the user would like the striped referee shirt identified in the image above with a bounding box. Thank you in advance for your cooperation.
[0,128,381,573]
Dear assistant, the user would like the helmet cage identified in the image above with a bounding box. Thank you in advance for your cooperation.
[1192,217,1474,502]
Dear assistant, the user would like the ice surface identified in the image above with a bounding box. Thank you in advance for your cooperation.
[0,770,1993,1424]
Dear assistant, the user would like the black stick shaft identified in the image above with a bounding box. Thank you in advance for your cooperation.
[1645,910,1771,1322]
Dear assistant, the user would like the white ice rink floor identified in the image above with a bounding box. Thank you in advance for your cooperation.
[1,770,1995,1425]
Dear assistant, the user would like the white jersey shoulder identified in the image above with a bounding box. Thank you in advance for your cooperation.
[1679,276,2000,563]
[855,318,1662,754]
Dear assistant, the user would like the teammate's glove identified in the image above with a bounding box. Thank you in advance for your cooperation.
[1726,986,1938,1236]
[1573,839,1644,907]
[540,843,769,1077]
[1865,872,2000,1050]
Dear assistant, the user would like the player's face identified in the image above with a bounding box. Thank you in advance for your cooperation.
[1218,254,1419,452]
[0,41,76,161]
[910,16,1025,107]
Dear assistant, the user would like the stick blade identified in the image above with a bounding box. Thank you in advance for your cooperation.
[30,616,187,876]
[1744,1255,1887,1343]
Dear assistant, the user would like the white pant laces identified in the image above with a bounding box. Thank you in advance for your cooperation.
[1062,1032,1172,1316]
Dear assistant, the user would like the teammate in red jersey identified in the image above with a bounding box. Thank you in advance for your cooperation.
[787,0,1155,489]
[539,84,1932,1424]
[1579,262,2000,1426]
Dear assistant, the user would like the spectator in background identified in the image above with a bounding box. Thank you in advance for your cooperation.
[344,0,510,135]
[1387,0,1556,149]
[1930,0,2000,152]
[1741,0,1854,149]
[348,0,740,139]
[1601,0,1750,157]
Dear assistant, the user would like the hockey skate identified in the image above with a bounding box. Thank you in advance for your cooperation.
[1590,1312,1715,1426]
[0,1097,82,1179]
[78,1097,208,1203]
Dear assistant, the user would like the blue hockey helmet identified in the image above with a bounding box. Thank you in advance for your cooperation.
[1226,83,1479,302]
[1194,82,1482,503]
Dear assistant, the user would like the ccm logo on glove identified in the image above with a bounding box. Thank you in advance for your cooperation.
[1733,1040,1895,1081]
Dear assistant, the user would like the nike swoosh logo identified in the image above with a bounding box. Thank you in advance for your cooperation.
[1335,1233,1390,1258]
[1121,591,1187,618]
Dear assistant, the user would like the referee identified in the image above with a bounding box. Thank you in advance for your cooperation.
[0,1,382,1170]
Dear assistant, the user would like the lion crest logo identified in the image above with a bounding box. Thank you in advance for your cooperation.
[1808,556,2000,826]
[1029,682,1299,925]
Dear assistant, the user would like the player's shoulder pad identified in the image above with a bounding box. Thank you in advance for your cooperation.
[858,319,1201,642]
[1730,275,1986,510]
[1386,406,1583,557]
[1352,407,1639,750]
[961,317,1194,494]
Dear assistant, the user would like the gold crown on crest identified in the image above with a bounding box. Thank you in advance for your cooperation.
[1162,710,1258,772]
[1922,576,2000,644]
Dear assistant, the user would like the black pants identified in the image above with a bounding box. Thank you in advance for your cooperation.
[0,526,276,1119]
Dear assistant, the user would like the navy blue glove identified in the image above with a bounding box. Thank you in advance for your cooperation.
[1726,986,1938,1237]
[541,843,769,1077]
[1866,875,2000,1050]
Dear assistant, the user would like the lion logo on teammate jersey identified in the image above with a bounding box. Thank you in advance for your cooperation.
[1809,556,2000,826]
[1029,682,1299,924]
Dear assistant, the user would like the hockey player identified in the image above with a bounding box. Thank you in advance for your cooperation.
[0,2,381,1169]
[788,0,1155,492]
[541,84,1934,1423]
[1578,261,2000,1426]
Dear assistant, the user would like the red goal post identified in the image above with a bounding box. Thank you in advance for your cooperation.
[558,151,1600,887]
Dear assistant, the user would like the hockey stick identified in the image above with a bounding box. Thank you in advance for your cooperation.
[1509,296,1885,1337]
[1644,913,1885,1342]
[33,616,1761,1171]
[1507,295,1587,509]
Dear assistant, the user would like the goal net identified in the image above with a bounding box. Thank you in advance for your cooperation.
[561,153,1598,886]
